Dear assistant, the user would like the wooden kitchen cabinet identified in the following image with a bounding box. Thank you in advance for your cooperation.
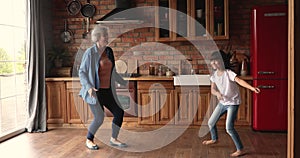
[137,89,156,124]
[189,0,210,40]
[156,89,175,124]
[46,81,66,125]
[236,81,252,125]
[46,77,252,127]
[155,0,229,41]
[192,86,212,125]
[66,82,91,125]
[174,87,194,125]
[46,79,138,127]
[155,0,191,41]
[174,83,252,126]
[155,0,173,42]
[209,0,229,40]
[46,80,92,127]
[137,81,175,125]
[174,86,211,125]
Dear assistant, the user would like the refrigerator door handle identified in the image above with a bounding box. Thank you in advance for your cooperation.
[258,71,275,75]
[258,85,275,89]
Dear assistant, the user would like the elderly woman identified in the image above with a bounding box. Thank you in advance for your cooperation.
[78,25,128,150]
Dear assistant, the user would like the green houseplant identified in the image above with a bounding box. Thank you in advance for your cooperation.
[48,46,68,67]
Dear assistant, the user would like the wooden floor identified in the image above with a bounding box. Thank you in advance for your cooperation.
[0,126,286,158]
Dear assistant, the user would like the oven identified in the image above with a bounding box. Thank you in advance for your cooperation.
[104,81,137,117]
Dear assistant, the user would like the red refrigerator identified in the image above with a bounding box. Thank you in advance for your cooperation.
[250,5,288,131]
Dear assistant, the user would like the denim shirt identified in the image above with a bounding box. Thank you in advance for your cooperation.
[78,44,127,105]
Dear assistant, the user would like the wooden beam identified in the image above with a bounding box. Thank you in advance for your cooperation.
[287,0,294,158]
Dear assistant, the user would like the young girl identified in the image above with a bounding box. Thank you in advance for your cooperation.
[202,51,260,157]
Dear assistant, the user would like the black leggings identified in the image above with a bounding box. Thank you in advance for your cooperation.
[87,88,124,141]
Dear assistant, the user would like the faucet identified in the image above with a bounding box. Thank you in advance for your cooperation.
[178,58,193,75]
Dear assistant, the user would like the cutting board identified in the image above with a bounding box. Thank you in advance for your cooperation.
[127,59,138,74]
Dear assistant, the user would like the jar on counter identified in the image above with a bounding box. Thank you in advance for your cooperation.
[157,65,163,76]
[166,68,173,76]
[149,63,155,75]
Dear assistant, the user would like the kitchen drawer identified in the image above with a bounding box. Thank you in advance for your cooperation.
[137,81,174,90]
[66,81,81,89]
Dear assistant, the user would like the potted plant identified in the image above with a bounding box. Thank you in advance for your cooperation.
[48,46,68,67]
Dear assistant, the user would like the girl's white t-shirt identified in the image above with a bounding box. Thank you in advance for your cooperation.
[210,69,241,105]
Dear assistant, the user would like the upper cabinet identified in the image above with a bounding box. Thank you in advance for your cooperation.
[210,0,229,40]
[155,0,229,41]
[155,0,173,42]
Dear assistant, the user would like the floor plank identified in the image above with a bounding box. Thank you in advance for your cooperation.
[0,126,287,158]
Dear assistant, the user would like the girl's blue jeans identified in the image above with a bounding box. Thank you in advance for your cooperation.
[208,103,243,150]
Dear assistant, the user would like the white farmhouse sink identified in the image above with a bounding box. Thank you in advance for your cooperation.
[173,74,211,86]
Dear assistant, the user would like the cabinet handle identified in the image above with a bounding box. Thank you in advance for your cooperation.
[258,85,275,89]
[258,71,275,75]
[153,83,160,87]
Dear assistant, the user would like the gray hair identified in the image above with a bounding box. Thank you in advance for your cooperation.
[91,25,108,43]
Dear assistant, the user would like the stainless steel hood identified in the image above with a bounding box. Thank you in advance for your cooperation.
[96,0,143,24]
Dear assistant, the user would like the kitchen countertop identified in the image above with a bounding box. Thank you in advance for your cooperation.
[45,75,173,81]
[45,75,253,81]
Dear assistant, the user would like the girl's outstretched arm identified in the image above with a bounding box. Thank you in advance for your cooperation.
[234,76,260,93]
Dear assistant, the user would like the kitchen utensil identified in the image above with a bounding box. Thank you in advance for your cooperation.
[67,0,81,15]
[82,18,90,38]
[81,0,96,18]
[61,19,73,43]
[81,0,95,38]
[115,60,127,74]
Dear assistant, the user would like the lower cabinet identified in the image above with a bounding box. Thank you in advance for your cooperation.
[137,81,175,125]
[46,80,136,127]
[138,82,252,126]
[175,86,252,125]
[46,81,66,125]
[174,86,211,126]
[193,87,214,125]
[173,84,252,126]
[237,82,253,125]
[66,82,93,125]
[46,80,91,127]
[46,79,252,127]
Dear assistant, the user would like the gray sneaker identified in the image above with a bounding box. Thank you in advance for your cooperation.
[109,138,127,147]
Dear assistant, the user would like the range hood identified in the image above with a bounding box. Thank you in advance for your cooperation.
[96,0,143,24]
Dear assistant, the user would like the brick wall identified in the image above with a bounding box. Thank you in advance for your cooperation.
[49,0,286,75]
[42,0,53,74]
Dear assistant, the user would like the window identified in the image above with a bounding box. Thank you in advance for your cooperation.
[0,0,28,141]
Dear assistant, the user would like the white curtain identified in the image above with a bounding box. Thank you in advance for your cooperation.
[26,0,47,132]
